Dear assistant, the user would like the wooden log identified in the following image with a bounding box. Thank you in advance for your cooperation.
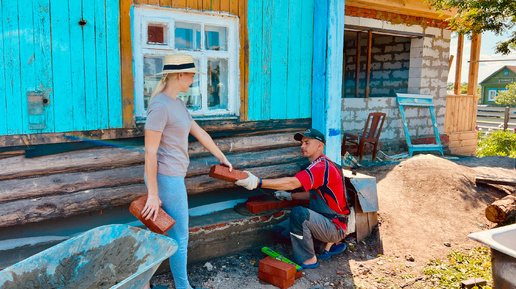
[0,162,306,227]
[0,132,302,181]
[0,146,304,203]
[0,147,144,181]
[485,194,516,223]
[476,176,516,187]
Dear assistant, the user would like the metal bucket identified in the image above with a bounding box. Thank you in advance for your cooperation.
[468,223,516,289]
[0,224,177,289]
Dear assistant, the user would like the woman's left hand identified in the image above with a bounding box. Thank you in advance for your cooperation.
[219,156,233,172]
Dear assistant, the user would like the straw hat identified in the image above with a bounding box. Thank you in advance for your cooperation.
[157,53,203,75]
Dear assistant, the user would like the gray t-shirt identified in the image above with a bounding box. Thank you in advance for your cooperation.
[145,93,193,177]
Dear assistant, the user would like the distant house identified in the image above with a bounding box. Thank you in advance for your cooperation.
[479,65,516,105]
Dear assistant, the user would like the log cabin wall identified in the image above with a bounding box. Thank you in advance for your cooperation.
[0,119,310,228]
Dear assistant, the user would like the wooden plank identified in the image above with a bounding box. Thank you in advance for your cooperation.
[365,30,372,98]
[311,0,328,129]
[95,0,109,129]
[229,0,238,15]
[476,176,516,187]
[172,0,186,8]
[160,0,173,7]
[449,145,476,156]
[298,0,314,118]
[120,0,135,128]
[186,0,197,9]
[4,1,23,134]
[203,0,213,10]
[211,0,220,11]
[238,0,248,119]
[454,34,463,95]
[345,0,455,19]
[324,0,345,163]
[83,0,99,129]
[148,0,160,5]
[70,0,87,131]
[0,1,6,134]
[261,0,272,120]
[220,0,230,12]
[106,0,123,129]
[270,0,288,119]
[467,34,481,96]
[18,0,35,133]
[286,0,301,119]
[355,31,360,98]
[246,0,263,120]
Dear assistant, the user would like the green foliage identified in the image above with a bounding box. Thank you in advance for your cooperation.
[477,130,516,157]
[446,82,481,95]
[428,0,516,55]
[423,247,492,289]
[495,82,516,107]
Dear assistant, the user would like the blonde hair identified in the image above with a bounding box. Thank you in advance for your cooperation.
[149,73,181,102]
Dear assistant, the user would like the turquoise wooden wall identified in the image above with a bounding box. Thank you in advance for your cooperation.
[0,0,122,136]
[247,0,314,121]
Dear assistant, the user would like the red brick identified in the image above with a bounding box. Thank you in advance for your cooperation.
[209,165,248,183]
[129,195,175,234]
[295,270,303,279]
[259,257,296,280]
[246,200,278,213]
[258,270,295,289]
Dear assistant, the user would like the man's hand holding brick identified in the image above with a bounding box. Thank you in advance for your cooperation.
[235,171,259,190]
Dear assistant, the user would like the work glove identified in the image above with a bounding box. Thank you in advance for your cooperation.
[274,191,292,201]
[235,171,259,190]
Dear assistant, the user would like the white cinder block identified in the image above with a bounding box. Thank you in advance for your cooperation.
[383,21,405,32]
[367,97,389,109]
[425,27,442,37]
[405,24,424,34]
[359,17,383,29]
[345,16,360,26]
[342,98,367,109]
[443,29,452,40]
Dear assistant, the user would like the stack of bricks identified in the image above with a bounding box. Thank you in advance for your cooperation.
[258,256,302,289]
[246,195,309,214]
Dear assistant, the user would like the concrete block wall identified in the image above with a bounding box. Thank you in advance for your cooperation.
[343,33,411,98]
[342,8,451,152]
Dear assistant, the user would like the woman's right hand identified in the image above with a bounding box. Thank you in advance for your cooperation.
[141,193,162,222]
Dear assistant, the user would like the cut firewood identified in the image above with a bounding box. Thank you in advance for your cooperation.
[476,175,516,187]
[485,193,516,223]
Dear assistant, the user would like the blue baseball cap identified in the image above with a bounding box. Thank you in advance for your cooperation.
[294,128,326,144]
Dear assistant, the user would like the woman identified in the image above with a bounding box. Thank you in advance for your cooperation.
[141,53,232,289]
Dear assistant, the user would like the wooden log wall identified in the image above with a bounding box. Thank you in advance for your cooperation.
[0,129,309,228]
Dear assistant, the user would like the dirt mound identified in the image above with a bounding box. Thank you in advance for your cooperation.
[376,154,508,261]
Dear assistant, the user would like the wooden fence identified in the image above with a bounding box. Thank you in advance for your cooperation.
[444,94,478,156]
[477,106,516,132]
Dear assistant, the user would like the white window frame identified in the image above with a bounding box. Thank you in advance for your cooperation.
[133,6,240,119]
[488,89,497,102]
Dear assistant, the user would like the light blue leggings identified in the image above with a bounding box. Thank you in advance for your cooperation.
[155,173,190,289]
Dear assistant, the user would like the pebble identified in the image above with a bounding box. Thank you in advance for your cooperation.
[203,262,213,271]
[444,242,451,247]
[405,254,415,261]
[405,262,416,267]
[377,261,384,265]
[336,270,343,275]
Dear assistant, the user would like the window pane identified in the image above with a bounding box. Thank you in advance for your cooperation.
[205,25,227,51]
[207,58,229,110]
[147,23,167,44]
[143,56,165,109]
[178,59,202,111]
[175,22,201,50]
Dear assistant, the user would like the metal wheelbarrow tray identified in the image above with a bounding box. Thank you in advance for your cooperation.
[0,224,178,289]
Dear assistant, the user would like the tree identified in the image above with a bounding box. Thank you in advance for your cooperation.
[496,82,516,107]
[429,0,516,55]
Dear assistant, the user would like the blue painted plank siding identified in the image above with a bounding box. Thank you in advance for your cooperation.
[299,1,314,118]
[0,0,122,136]
[4,1,23,135]
[106,0,122,128]
[50,0,74,132]
[33,0,55,133]
[70,0,87,131]
[0,2,5,133]
[311,0,328,131]
[83,0,99,129]
[247,0,314,121]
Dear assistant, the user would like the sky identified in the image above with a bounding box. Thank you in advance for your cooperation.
[448,30,516,84]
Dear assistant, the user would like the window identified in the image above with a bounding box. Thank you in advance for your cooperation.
[488,89,497,101]
[133,7,239,119]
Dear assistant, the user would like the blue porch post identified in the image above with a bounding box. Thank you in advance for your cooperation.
[312,0,345,164]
